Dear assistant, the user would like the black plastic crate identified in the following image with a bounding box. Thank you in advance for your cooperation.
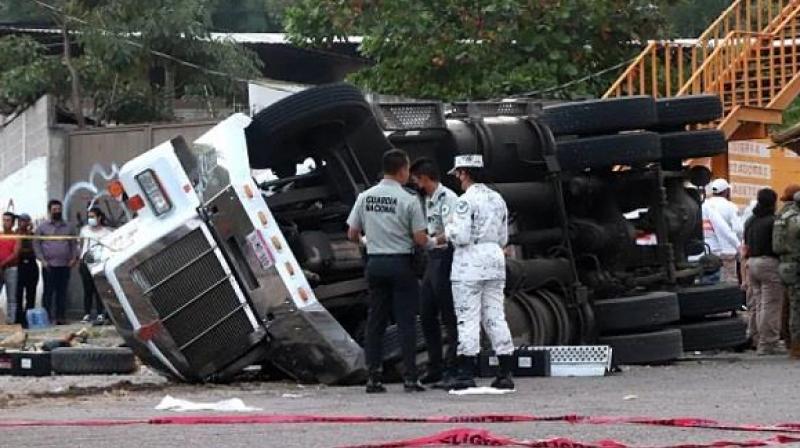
[478,347,551,377]
[0,351,52,377]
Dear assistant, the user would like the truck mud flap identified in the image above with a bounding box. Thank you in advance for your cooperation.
[265,300,367,385]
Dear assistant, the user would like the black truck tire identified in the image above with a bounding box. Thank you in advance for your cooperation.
[594,291,680,333]
[556,132,661,171]
[51,347,137,375]
[245,83,389,169]
[659,130,727,160]
[653,95,723,129]
[541,96,657,136]
[677,283,745,319]
[675,317,748,352]
[599,329,684,365]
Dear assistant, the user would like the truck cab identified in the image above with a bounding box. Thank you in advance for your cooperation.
[93,113,366,383]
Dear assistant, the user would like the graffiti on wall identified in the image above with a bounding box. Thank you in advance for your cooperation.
[64,162,130,227]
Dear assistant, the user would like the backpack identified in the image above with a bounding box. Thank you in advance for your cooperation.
[773,205,800,256]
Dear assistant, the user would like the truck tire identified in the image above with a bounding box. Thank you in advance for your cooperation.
[653,95,723,129]
[51,347,137,375]
[599,329,684,365]
[541,96,657,136]
[245,83,388,169]
[594,291,680,333]
[659,130,727,160]
[677,283,745,319]
[675,317,748,352]
[556,132,661,171]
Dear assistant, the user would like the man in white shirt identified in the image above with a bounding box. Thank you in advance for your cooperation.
[706,178,743,239]
[702,186,741,283]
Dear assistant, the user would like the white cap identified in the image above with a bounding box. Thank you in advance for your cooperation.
[709,178,730,194]
[448,154,484,175]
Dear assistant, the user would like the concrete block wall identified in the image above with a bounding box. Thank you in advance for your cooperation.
[0,96,66,220]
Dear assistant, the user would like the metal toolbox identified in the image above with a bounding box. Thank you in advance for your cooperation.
[478,347,551,377]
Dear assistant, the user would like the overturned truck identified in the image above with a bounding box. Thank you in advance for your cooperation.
[94,84,746,383]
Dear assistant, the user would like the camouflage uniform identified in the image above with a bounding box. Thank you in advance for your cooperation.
[773,199,800,354]
[445,183,514,357]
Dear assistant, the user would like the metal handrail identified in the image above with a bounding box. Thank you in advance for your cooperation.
[603,0,800,100]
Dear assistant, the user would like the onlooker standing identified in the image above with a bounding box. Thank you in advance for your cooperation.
[705,179,743,283]
[14,214,39,327]
[34,200,79,325]
[702,200,740,283]
[707,178,744,238]
[79,208,112,324]
[0,212,19,324]
[743,188,784,355]
[703,179,744,283]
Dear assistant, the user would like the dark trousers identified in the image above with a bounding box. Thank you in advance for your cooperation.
[420,249,457,374]
[43,266,70,322]
[365,255,420,379]
[15,259,38,326]
[79,261,104,316]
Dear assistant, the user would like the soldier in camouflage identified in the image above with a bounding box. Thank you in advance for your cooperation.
[444,154,515,390]
[773,189,800,359]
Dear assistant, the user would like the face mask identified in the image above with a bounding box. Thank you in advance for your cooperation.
[51,212,62,221]
[87,218,98,227]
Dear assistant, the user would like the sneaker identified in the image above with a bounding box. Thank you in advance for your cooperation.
[93,315,106,326]
[81,314,91,323]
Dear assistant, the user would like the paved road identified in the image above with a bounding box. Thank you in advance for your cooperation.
[2,352,799,447]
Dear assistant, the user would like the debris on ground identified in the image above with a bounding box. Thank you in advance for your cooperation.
[155,395,262,412]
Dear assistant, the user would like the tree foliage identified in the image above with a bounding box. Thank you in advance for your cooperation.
[285,0,679,100]
[665,0,730,38]
[0,0,262,124]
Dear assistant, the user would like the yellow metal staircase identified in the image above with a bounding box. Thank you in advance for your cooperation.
[604,0,800,144]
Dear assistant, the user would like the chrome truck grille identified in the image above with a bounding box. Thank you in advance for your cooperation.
[132,228,255,373]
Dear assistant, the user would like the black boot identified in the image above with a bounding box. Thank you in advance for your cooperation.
[490,355,515,390]
[449,356,477,390]
[403,377,426,392]
[419,367,443,385]
[366,371,387,394]
[432,367,455,390]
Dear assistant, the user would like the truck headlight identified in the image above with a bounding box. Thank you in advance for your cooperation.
[135,169,172,215]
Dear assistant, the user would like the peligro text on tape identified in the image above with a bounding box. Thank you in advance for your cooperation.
[335,427,800,448]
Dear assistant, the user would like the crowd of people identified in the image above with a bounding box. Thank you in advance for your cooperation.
[347,149,514,394]
[0,199,113,328]
[701,178,800,358]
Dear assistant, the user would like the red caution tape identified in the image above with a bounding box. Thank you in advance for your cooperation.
[335,427,800,448]
[2,413,800,436]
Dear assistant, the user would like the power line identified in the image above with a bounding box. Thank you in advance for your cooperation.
[506,57,637,99]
